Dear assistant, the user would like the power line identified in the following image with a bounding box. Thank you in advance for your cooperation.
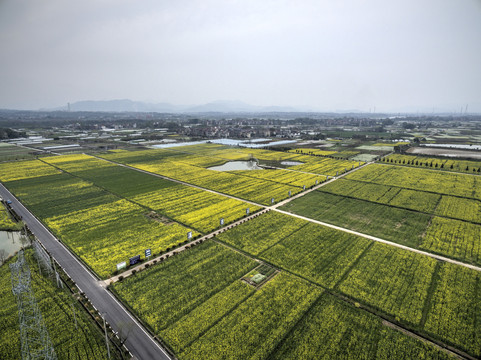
[10,250,57,360]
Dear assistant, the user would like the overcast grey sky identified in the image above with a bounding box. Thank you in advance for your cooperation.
[1,0,480,112]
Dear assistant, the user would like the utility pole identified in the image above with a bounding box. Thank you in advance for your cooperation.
[102,313,111,359]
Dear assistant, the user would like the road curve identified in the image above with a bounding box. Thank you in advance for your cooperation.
[0,183,172,360]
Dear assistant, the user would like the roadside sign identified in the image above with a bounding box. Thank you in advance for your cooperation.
[246,208,250,215]
[271,198,275,204]
[129,255,140,266]
[303,185,306,190]
[288,190,291,197]
[187,231,192,240]
[145,249,151,258]
[220,218,224,226]
[116,262,127,271]
[316,179,319,185]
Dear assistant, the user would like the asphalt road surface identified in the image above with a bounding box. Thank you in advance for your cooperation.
[0,183,172,360]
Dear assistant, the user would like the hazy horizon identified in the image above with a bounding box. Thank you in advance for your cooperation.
[1,0,480,113]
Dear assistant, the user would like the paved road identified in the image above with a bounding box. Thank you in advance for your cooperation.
[0,183,172,360]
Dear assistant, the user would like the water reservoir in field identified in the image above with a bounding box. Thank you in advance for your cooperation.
[281,161,304,166]
[0,231,23,264]
[208,160,263,171]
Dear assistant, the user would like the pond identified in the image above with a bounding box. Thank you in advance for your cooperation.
[0,231,24,264]
[208,160,263,171]
[281,161,304,166]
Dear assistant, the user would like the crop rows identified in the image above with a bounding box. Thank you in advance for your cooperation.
[260,222,372,288]
[421,216,481,265]
[271,294,453,360]
[100,151,302,205]
[338,243,437,325]
[0,143,37,161]
[228,169,326,188]
[345,164,481,200]
[112,227,463,359]
[320,178,441,213]
[423,262,481,357]
[0,159,60,182]
[216,211,307,255]
[43,153,262,233]
[281,191,431,247]
[46,199,196,277]
[1,161,196,278]
[99,146,363,203]
[286,156,363,176]
[131,188,261,232]
[113,241,322,359]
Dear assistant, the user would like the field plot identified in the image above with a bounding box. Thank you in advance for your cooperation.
[98,145,363,203]
[382,154,481,174]
[179,272,321,360]
[320,178,441,213]
[215,211,307,255]
[99,149,303,205]
[423,262,481,358]
[338,243,437,325]
[42,154,261,233]
[113,242,257,337]
[280,191,430,247]
[0,202,20,230]
[0,250,115,360]
[260,222,372,288]
[229,169,325,188]
[271,294,454,360]
[421,217,481,265]
[45,199,195,277]
[288,148,338,156]
[5,173,119,218]
[0,143,38,161]
[435,195,481,223]
[0,159,60,182]
[286,155,363,176]
[2,161,197,278]
[345,164,481,200]
[112,240,324,359]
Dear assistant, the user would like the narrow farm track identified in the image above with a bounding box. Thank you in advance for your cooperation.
[0,183,173,360]
[106,209,270,284]
[90,154,265,208]
[274,208,481,273]
[90,155,481,274]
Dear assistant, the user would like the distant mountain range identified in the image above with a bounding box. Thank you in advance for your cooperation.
[58,99,305,113]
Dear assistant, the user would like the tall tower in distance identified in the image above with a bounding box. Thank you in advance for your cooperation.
[67,102,71,112]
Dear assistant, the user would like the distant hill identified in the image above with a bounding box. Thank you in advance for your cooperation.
[61,99,303,113]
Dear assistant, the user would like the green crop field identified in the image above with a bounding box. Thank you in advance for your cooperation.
[280,191,431,247]
[2,143,480,359]
[42,154,262,233]
[338,243,437,326]
[423,262,481,357]
[1,160,197,278]
[271,294,454,360]
[259,222,372,288]
[345,163,481,200]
